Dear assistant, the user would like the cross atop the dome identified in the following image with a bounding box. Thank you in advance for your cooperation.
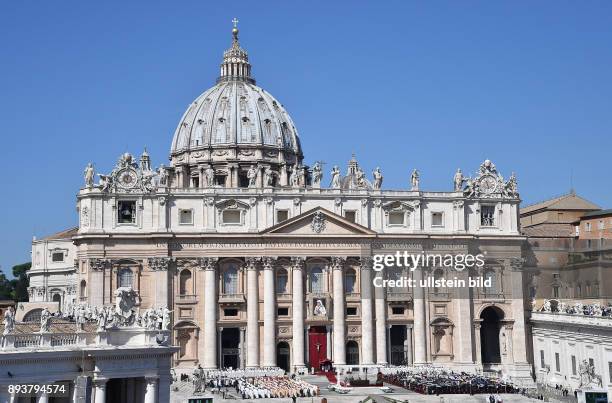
[232,18,239,28]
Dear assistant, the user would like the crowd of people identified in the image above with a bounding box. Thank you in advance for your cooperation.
[379,366,520,395]
[235,376,318,399]
[538,299,612,317]
[187,366,318,399]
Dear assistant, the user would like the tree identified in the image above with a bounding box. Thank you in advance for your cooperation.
[0,270,12,300]
[10,262,31,302]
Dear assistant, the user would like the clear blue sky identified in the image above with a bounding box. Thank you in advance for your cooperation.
[1,1,611,276]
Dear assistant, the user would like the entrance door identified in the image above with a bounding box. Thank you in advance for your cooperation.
[389,325,408,366]
[277,341,291,372]
[308,326,327,369]
[221,328,240,369]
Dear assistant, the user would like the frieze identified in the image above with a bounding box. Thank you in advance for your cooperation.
[161,240,370,250]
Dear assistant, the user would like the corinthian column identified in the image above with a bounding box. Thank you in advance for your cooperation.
[360,258,374,365]
[245,258,260,368]
[413,267,427,364]
[332,257,346,365]
[374,269,388,364]
[262,257,277,366]
[202,257,218,369]
[292,257,306,370]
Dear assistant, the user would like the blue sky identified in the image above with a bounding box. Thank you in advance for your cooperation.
[1,1,611,275]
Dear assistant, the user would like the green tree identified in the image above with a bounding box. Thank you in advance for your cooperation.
[0,270,12,300]
[10,262,31,302]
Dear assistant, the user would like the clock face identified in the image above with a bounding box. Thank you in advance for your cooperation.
[117,168,138,189]
[479,175,497,194]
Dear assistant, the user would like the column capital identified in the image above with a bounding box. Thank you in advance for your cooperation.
[89,258,109,271]
[262,256,277,270]
[290,256,305,269]
[148,257,173,271]
[198,257,218,271]
[244,257,260,270]
[359,256,373,270]
[331,256,346,270]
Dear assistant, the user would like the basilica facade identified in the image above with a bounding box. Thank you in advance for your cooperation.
[73,25,532,382]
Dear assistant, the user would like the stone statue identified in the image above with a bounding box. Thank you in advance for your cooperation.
[96,308,108,331]
[289,167,299,187]
[162,307,172,330]
[463,177,476,197]
[356,167,366,188]
[540,299,552,312]
[297,165,306,187]
[410,169,420,191]
[205,167,215,187]
[453,168,464,192]
[312,162,322,187]
[247,165,257,187]
[504,172,518,197]
[263,167,273,187]
[114,287,137,327]
[157,164,168,187]
[193,364,204,392]
[372,167,383,190]
[330,166,341,189]
[84,163,95,189]
[313,299,327,316]
[39,307,51,333]
[98,174,113,192]
[579,359,603,388]
[479,159,497,175]
[2,306,15,336]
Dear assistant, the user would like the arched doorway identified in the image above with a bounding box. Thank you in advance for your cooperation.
[480,306,504,364]
[277,341,290,372]
[346,341,359,365]
[52,293,62,310]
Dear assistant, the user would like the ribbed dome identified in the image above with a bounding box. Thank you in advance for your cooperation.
[170,25,302,160]
[170,81,301,155]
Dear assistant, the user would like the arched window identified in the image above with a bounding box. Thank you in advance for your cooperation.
[346,341,359,365]
[80,280,87,297]
[344,268,357,294]
[118,268,133,288]
[276,268,288,294]
[310,267,324,293]
[223,265,238,294]
[179,269,192,295]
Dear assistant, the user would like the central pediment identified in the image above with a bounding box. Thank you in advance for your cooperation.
[261,207,377,236]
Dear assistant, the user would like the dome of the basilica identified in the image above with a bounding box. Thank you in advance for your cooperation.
[170,26,302,163]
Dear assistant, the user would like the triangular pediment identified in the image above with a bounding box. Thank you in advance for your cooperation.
[261,207,377,236]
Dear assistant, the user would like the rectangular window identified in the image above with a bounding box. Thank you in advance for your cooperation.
[555,352,560,372]
[51,252,64,262]
[346,307,357,316]
[215,175,226,187]
[572,356,577,375]
[553,273,560,279]
[540,350,545,368]
[222,210,241,224]
[277,307,289,316]
[599,220,604,230]
[276,210,289,223]
[431,212,443,227]
[609,362,612,383]
[586,222,592,232]
[553,286,559,298]
[344,211,356,223]
[117,201,136,224]
[179,209,193,225]
[589,358,594,368]
[392,307,405,315]
[191,176,199,188]
[481,205,495,227]
[224,308,238,317]
[388,212,405,225]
